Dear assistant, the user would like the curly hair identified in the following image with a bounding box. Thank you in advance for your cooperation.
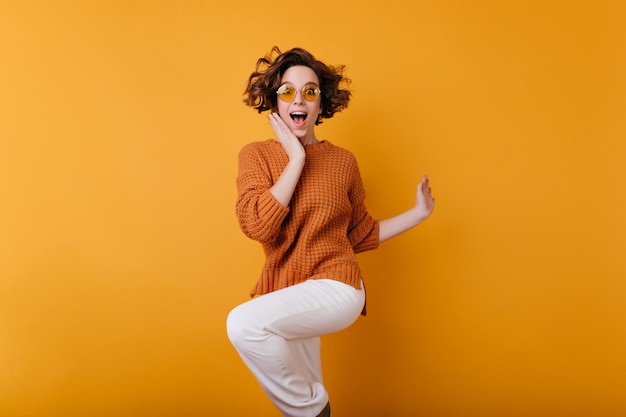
[243,46,351,125]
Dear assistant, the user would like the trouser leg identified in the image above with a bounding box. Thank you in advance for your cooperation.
[288,337,323,386]
[226,279,365,417]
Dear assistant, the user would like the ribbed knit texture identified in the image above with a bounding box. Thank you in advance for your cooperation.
[236,139,379,304]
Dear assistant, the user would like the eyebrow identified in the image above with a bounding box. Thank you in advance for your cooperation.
[279,81,319,87]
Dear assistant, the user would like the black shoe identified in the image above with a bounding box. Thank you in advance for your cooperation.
[315,402,330,417]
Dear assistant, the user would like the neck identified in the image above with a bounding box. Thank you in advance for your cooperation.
[299,132,319,146]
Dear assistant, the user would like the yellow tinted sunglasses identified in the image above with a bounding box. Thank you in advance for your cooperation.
[276,84,322,102]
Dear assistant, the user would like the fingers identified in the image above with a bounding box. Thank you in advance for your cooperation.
[419,175,430,192]
[268,113,287,140]
[425,176,432,198]
[269,113,299,147]
[268,112,305,161]
[418,175,435,202]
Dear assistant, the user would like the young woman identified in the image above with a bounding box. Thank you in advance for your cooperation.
[226,47,435,417]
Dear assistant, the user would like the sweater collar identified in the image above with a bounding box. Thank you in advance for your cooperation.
[304,140,331,153]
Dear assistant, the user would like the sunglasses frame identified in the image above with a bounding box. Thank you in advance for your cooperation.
[276,84,322,102]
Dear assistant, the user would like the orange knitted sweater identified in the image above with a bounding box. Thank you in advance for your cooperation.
[236,139,380,298]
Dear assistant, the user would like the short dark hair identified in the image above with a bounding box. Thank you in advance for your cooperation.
[243,46,351,125]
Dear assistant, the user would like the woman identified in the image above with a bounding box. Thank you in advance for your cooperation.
[226,47,435,417]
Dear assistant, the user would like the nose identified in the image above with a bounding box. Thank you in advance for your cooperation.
[292,89,305,104]
[293,90,304,104]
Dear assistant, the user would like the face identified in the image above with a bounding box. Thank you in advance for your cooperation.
[275,65,323,143]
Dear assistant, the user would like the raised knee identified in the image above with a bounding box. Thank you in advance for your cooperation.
[226,306,250,349]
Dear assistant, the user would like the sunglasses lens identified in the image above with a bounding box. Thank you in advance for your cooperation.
[277,86,295,102]
[302,85,319,101]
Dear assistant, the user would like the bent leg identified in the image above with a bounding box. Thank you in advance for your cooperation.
[226,279,365,417]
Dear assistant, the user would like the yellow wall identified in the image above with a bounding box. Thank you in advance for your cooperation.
[1,1,625,416]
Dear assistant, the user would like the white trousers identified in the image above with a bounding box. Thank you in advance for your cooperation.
[226,279,365,417]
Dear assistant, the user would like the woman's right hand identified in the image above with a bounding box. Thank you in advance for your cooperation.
[268,112,305,162]
[267,112,306,207]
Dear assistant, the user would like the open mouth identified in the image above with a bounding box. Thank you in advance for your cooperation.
[290,112,308,126]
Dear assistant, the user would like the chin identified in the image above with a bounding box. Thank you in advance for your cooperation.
[290,128,308,138]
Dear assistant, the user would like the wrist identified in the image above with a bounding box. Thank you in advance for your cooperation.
[409,206,429,225]
[287,154,305,168]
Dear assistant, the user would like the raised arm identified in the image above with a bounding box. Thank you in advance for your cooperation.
[268,112,305,207]
[378,175,435,242]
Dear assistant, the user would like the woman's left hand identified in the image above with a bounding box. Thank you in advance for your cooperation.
[415,175,436,220]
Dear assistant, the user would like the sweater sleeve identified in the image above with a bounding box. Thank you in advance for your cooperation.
[235,143,289,243]
[347,157,380,253]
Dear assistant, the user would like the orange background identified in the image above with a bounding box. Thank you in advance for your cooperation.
[1,1,625,416]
